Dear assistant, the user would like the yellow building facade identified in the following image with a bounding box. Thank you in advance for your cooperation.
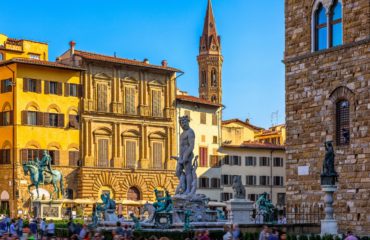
[0,36,83,216]
[58,43,179,214]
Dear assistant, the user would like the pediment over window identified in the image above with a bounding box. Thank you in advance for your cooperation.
[93,72,112,80]
[148,79,165,86]
[122,129,141,138]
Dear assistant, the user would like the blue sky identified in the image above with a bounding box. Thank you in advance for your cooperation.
[0,0,285,128]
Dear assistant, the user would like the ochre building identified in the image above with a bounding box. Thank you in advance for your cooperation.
[59,43,180,208]
[285,0,369,235]
[0,34,83,216]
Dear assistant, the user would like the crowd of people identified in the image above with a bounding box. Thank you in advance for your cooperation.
[0,215,362,240]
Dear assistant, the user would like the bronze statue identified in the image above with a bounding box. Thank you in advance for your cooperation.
[323,141,337,176]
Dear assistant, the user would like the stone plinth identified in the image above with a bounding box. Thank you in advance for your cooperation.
[226,199,254,224]
[321,185,338,236]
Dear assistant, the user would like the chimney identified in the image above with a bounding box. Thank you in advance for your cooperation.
[161,60,168,67]
[69,41,76,55]
[143,58,149,64]
[245,118,250,124]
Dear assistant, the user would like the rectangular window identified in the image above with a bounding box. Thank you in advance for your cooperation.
[259,157,270,166]
[69,84,78,97]
[125,141,137,168]
[28,79,37,92]
[152,142,163,169]
[1,79,12,93]
[273,176,284,186]
[211,178,220,188]
[29,54,40,60]
[98,139,109,167]
[69,115,79,129]
[69,151,80,166]
[125,87,136,115]
[27,112,37,125]
[245,156,257,166]
[23,149,39,163]
[212,114,217,126]
[97,84,108,112]
[221,175,232,186]
[49,150,60,165]
[0,149,10,164]
[199,147,208,167]
[0,111,12,126]
[248,194,258,202]
[210,155,221,168]
[232,156,241,166]
[212,136,218,144]
[245,175,256,186]
[198,178,209,189]
[222,155,230,165]
[259,176,270,186]
[221,192,233,202]
[49,113,58,127]
[49,81,58,95]
[273,157,284,167]
[200,112,206,124]
[152,90,162,117]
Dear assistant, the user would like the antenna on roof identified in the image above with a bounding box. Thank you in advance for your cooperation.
[271,111,279,127]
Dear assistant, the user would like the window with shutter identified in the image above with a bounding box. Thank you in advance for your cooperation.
[49,150,60,165]
[58,114,65,128]
[125,87,136,115]
[49,81,58,95]
[199,147,208,167]
[0,149,10,164]
[152,142,163,169]
[69,151,80,166]
[97,84,107,112]
[152,90,162,117]
[57,82,63,95]
[125,141,136,168]
[200,112,206,124]
[98,139,109,167]
[26,112,37,125]
[36,112,44,126]
[1,79,12,93]
[336,100,350,145]
[212,114,217,126]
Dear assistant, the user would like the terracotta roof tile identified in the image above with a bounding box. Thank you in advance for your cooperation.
[176,94,222,107]
[222,118,263,131]
[74,50,181,73]
[222,141,285,150]
[0,58,85,71]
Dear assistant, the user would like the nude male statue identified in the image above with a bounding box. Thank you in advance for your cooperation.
[171,116,195,195]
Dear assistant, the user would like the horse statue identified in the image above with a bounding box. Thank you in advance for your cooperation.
[22,161,64,200]
[141,202,156,223]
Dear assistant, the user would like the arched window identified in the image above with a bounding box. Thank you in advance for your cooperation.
[201,71,206,87]
[315,3,328,51]
[330,1,342,47]
[211,69,217,87]
[336,100,350,145]
[211,95,217,103]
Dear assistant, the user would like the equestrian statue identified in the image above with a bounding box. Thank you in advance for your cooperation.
[22,151,64,200]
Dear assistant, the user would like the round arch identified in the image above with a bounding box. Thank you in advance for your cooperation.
[25,101,40,111]
[1,102,11,112]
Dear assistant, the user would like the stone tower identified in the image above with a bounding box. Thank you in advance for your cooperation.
[285,0,370,235]
[197,0,223,104]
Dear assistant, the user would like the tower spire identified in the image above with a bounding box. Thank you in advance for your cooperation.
[197,0,223,104]
[200,0,221,54]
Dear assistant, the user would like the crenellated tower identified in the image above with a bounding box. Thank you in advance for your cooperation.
[197,0,223,104]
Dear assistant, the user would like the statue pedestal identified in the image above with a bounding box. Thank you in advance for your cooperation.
[321,185,338,236]
[226,199,254,224]
[32,200,63,219]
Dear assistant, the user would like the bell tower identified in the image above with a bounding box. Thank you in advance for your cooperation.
[197,0,223,104]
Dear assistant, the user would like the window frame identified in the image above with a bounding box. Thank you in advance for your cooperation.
[335,99,350,146]
[329,0,343,47]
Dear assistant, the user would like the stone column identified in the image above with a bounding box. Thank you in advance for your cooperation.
[321,185,338,235]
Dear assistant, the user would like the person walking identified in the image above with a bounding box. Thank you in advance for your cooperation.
[223,225,232,240]
[9,219,17,237]
[46,219,55,238]
[259,225,269,240]
[16,217,23,238]
[29,219,38,239]
[39,218,46,239]
[344,231,358,240]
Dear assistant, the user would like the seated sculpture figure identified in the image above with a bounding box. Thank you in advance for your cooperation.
[153,189,173,213]
[96,192,118,222]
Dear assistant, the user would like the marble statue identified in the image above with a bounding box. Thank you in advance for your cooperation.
[232,175,246,199]
[171,116,197,198]
[323,141,337,176]
[22,153,64,200]
[141,202,155,223]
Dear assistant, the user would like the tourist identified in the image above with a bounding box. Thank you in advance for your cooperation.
[279,232,287,240]
[232,224,242,240]
[259,225,269,240]
[344,231,358,240]
[115,221,124,236]
[79,224,89,240]
[9,220,17,237]
[67,218,76,237]
[200,230,211,240]
[268,228,278,240]
[29,219,38,239]
[223,225,232,240]
[122,224,132,239]
[16,217,23,238]
[39,218,46,239]
[46,219,55,238]
[93,232,102,240]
